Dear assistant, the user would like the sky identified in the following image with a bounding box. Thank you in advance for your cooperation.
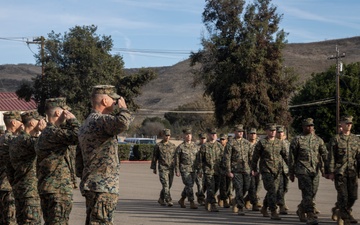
[1,0,360,69]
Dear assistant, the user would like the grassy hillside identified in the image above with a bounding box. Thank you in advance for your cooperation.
[1,37,360,112]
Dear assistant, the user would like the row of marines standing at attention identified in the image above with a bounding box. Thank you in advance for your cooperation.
[0,84,132,225]
[151,116,360,225]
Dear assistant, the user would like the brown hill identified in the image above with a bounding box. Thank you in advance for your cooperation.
[1,37,360,112]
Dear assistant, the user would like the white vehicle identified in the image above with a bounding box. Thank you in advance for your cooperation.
[123,137,156,145]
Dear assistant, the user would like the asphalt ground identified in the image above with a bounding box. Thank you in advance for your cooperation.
[69,161,360,225]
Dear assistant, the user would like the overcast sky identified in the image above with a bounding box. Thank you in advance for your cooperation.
[1,0,359,68]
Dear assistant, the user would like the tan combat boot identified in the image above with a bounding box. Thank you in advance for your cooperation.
[349,210,358,224]
[279,205,288,215]
[232,204,239,213]
[190,200,198,209]
[332,207,339,221]
[306,212,318,225]
[210,203,219,212]
[167,200,173,207]
[223,199,230,208]
[217,195,223,207]
[261,206,269,217]
[178,197,186,208]
[271,210,281,220]
[238,207,245,216]
[297,205,307,222]
[245,200,251,209]
[158,198,166,206]
[205,201,210,211]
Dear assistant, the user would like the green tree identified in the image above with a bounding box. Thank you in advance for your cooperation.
[138,117,171,137]
[16,25,156,120]
[190,0,297,129]
[290,62,360,142]
[164,98,216,136]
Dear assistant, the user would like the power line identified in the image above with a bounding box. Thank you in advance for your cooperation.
[288,98,335,109]
[0,37,36,43]
[112,48,191,55]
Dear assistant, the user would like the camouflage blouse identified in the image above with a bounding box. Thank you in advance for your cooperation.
[78,109,132,195]
[251,137,288,175]
[0,131,16,191]
[36,119,80,195]
[9,131,40,198]
[175,141,198,174]
[151,140,176,171]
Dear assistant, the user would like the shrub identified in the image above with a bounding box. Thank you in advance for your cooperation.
[118,144,132,161]
[132,144,154,161]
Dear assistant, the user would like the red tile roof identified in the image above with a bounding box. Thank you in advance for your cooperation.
[0,92,37,111]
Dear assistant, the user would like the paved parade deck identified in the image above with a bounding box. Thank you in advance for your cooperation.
[69,161,360,225]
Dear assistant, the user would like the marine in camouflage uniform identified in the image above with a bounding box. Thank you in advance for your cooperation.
[77,85,132,225]
[244,128,262,211]
[0,111,22,225]
[218,133,231,209]
[289,118,327,225]
[197,128,223,212]
[251,123,288,220]
[328,115,360,225]
[9,110,46,225]
[35,98,79,225]
[175,128,199,209]
[223,125,251,215]
[195,133,206,206]
[151,129,176,206]
[275,125,290,215]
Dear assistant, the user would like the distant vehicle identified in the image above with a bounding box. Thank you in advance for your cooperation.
[124,137,156,145]
[123,137,156,160]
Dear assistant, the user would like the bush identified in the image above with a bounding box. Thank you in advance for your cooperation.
[118,144,132,161]
[132,144,154,161]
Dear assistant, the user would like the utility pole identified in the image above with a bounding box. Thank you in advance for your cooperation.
[26,36,45,77]
[328,46,345,134]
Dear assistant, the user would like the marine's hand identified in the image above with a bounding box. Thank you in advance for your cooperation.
[38,119,47,131]
[63,110,75,120]
[227,172,234,178]
[176,172,180,177]
[117,97,127,109]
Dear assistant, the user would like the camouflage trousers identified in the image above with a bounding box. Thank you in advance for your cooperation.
[276,172,289,206]
[334,173,358,220]
[232,173,251,208]
[195,170,205,200]
[159,169,174,202]
[244,174,262,205]
[296,172,320,213]
[0,191,16,225]
[204,174,220,204]
[219,173,232,201]
[15,196,42,225]
[84,191,118,225]
[180,172,196,201]
[40,193,73,225]
[262,172,281,211]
